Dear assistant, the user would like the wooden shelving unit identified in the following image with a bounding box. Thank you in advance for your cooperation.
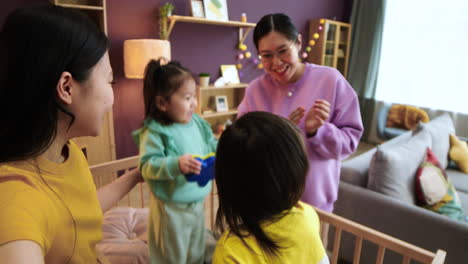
[167,15,256,44]
[202,109,239,119]
[307,19,351,78]
[197,83,247,126]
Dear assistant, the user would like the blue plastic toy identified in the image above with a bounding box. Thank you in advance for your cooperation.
[186,153,216,186]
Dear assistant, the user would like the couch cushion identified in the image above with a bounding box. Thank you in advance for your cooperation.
[368,129,432,204]
[447,168,468,193]
[449,134,468,173]
[415,148,448,205]
[414,114,454,169]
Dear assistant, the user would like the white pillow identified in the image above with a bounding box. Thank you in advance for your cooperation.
[413,114,455,169]
[368,129,432,204]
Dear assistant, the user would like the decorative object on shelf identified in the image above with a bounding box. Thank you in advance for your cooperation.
[202,108,214,114]
[215,95,229,112]
[123,39,171,79]
[198,72,210,87]
[203,0,229,21]
[220,65,240,84]
[159,2,175,40]
[190,0,205,18]
[238,43,247,51]
[240,13,247,23]
[213,76,228,87]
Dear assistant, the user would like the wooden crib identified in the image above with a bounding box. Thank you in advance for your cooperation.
[90,156,446,264]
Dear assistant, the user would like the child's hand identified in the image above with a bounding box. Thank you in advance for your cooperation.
[305,99,330,136]
[179,154,202,175]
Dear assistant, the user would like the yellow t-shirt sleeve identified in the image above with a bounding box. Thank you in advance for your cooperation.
[0,180,53,255]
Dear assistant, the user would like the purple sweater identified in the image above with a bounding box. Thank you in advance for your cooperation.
[238,63,363,212]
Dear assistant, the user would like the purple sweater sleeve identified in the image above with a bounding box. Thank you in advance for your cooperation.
[307,75,363,160]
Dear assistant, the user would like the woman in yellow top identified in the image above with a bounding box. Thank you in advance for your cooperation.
[213,111,329,264]
[0,5,142,263]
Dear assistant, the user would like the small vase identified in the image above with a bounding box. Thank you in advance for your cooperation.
[199,76,210,87]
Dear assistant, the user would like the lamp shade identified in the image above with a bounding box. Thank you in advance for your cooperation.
[123,39,171,79]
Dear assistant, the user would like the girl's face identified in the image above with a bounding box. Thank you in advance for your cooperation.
[258,31,304,85]
[161,78,198,124]
[70,52,114,137]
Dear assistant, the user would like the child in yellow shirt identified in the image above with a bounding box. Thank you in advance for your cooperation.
[213,111,329,263]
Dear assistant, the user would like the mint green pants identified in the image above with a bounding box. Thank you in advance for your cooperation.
[149,196,205,264]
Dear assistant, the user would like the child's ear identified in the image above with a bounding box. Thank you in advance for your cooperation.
[156,96,168,112]
[56,71,73,105]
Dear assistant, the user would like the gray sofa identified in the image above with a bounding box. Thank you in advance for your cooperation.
[334,115,468,264]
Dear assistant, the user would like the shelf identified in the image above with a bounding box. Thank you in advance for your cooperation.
[55,3,104,10]
[202,109,238,118]
[168,15,255,27]
[166,15,256,44]
[199,83,248,91]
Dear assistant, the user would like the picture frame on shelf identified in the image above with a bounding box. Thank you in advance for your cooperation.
[215,95,229,112]
[220,64,240,84]
[203,0,229,21]
[190,0,205,18]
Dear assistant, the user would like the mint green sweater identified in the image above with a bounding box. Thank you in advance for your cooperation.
[133,114,218,203]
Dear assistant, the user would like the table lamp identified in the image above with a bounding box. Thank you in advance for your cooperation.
[123,39,171,79]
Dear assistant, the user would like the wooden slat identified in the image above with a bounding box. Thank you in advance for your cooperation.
[431,250,447,264]
[314,207,443,264]
[331,228,342,264]
[376,246,385,264]
[353,236,362,264]
[402,256,410,264]
[89,155,139,175]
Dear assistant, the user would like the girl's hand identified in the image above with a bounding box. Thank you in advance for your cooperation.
[179,154,202,174]
[129,167,144,183]
[288,106,306,125]
[305,99,330,136]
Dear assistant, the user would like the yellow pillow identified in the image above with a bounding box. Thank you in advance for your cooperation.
[449,134,468,173]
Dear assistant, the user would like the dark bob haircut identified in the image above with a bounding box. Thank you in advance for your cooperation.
[215,111,309,256]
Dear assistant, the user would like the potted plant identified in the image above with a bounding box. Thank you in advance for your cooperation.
[198,72,210,87]
[159,2,175,40]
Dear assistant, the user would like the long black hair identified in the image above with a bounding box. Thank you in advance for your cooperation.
[215,111,309,257]
[0,4,108,163]
[143,59,193,125]
[253,13,299,50]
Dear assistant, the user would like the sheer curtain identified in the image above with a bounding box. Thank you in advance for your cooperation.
[375,0,468,114]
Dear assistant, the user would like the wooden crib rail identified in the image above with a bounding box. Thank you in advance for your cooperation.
[89,155,139,176]
[315,207,446,264]
[89,155,146,208]
[89,155,218,229]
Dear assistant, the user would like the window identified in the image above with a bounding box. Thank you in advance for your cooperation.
[376,0,468,113]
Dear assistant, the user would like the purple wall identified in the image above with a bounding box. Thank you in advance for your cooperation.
[1,0,351,159]
[108,0,350,159]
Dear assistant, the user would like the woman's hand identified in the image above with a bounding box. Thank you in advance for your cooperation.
[179,154,202,174]
[288,107,306,125]
[305,99,330,137]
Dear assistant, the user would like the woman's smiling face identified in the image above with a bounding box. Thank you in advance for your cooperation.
[258,31,303,85]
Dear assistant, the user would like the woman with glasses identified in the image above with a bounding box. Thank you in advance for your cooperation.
[237,13,363,244]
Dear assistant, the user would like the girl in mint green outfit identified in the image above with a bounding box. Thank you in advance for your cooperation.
[133,59,217,264]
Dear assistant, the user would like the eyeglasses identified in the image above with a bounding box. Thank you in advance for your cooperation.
[258,43,294,63]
